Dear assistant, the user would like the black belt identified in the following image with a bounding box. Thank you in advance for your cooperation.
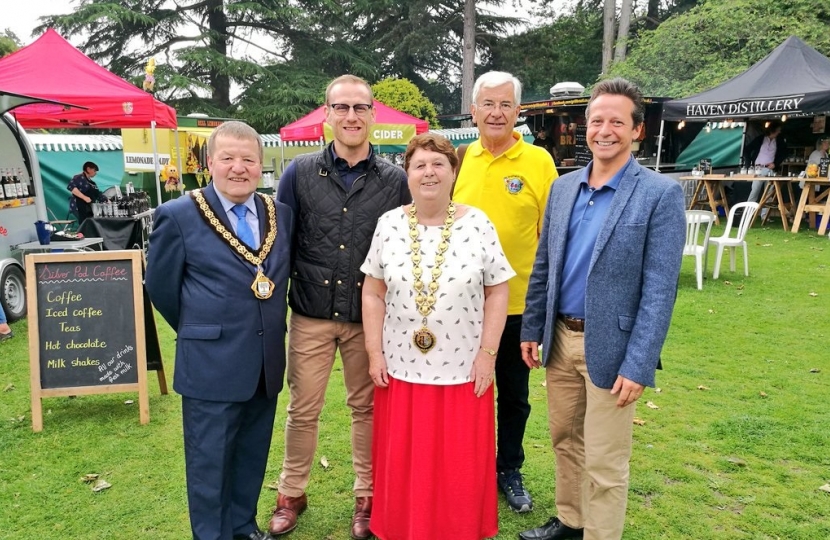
[558,314,585,333]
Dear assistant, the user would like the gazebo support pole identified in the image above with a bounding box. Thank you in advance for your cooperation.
[151,120,163,208]
[739,121,747,166]
[174,128,182,191]
[655,120,665,172]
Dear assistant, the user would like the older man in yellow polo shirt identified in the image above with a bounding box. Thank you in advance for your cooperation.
[453,70,557,514]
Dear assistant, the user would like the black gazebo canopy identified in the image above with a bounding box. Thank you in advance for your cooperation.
[663,36,830,122]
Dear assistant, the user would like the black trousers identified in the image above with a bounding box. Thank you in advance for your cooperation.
[74,199,93,226]
[495,314,531,472]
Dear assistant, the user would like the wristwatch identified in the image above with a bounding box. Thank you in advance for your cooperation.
[480,346,497,356]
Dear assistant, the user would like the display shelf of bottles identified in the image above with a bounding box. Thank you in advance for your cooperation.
[0,196,36,210]
[91,191,152,219]
[781,161,806,176]
[0,167,35,206]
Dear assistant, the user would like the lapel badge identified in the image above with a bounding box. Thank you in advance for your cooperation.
[505,176,524,194]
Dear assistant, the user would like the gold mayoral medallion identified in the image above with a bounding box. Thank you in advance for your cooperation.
[191,189,278,299]
[251,267,275,300]
[408,201,455,354]
[413,323,436,353]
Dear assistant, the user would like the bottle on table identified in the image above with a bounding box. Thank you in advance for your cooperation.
[12,169,23,198]
[17,168,30,197]
[3,169,16,200]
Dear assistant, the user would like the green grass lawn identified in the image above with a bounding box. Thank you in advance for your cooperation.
[1,220,829,539]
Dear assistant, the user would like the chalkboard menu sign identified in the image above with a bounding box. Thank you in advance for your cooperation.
[820,157,830,178]
[26,251,149,432]
[699,159,712,175]
[574,124,592,167]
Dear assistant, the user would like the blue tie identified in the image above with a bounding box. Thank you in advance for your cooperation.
[231,204,255,247]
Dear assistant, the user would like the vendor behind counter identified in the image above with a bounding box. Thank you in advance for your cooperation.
[734,119,829,205]
[67,161,108,225]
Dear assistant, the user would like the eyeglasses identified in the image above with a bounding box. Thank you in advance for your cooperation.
[476,101,516,112]
[330,103,373,116]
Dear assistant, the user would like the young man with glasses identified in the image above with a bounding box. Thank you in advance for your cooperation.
[269,74,409,539]
[453,71,558,514]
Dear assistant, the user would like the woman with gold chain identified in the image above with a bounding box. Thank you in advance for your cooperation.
[361,133,514,539]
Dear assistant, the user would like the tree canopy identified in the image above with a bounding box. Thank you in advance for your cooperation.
[608,0,830,97]
[371,78,440,128]
[39,0,517,131]
[30,0,830,128]
[39,0,373,131]
[485,2,604,102]
[0,29,19,58]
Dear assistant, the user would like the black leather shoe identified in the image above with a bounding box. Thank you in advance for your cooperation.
[519,517,583,540]
[234,529,275,540]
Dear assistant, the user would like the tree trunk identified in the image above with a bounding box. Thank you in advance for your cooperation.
[461,0,475,127]
[646,0,660,29]
[206,0,231,110]
[614,0,633,63]
[601,0,616,75]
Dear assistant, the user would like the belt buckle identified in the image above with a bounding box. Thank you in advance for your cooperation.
[561,315,584,333]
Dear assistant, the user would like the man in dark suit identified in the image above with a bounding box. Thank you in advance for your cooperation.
[146,121,292,540]
[519,79,686,540]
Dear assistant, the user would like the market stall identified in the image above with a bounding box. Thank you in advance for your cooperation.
[521,94,670,171]
[27,134,124,222]
[278,101,429,167]
[0,29,177,212]
[431,126,533,147]
[660,36,830,169]
[121,115,231,200]
[661,36,830,231]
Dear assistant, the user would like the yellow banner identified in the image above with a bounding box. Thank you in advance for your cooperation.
[324,123,416,145]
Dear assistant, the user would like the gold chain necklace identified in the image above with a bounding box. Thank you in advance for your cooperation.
[192,189,278,299]
[409,201,456,354]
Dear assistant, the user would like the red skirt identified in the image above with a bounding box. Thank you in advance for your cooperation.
[371,377,498,540]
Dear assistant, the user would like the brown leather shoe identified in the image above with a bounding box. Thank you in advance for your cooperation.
[350,496,373,539]
[268,493,307,536]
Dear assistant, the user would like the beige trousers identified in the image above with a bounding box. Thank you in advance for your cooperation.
[278,313,374,498]
[546,319,636,540]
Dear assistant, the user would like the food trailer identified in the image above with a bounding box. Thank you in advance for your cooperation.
[0,91,71,321]
[521,93,675,173]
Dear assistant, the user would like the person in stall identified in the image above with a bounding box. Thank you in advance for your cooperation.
[800,135,830,190]
[746,121,787,203]
[807,136,829,166]
[534,129,560,165]
[67,161,106,225]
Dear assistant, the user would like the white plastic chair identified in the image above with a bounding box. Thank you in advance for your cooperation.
[684,210,715,290]
[709,202,760,279]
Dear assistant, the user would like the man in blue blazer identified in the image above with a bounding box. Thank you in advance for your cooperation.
[519,79,686,540]
[146,121,292,540]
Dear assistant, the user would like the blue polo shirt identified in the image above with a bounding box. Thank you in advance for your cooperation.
[558,157,632,319]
